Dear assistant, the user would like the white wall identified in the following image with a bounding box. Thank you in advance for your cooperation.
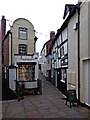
[9,68,16,91]
[10,18,35,65]
[84,60,90,106]
[67,12,78,97]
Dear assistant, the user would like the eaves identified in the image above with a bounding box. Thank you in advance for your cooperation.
[49,7,76,51]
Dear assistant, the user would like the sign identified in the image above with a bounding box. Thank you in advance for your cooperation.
[49,55,53,59]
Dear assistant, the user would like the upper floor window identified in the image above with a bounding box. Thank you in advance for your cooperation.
[61,46,64,57]
[19,27,27,40]
[19,44,27,55]
[62,27,68,42]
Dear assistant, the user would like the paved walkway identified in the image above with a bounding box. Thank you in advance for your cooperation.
[1,71,90,119]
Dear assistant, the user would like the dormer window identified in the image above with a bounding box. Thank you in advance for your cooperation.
[19,27,27,40]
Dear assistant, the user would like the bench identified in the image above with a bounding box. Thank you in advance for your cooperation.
[65,90,79,108]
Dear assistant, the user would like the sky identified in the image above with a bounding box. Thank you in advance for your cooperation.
[0,0,78,56]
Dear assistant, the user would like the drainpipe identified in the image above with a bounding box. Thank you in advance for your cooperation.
[9,31,12,66]
[34,36,38,53]
[76,2,81,102]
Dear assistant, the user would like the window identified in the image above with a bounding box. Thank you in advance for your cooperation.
[61,46,64,57]
[18,64,35,81]
[19,44,27,55]
[62,27,68,42]
[61,69,66,83]
[19,27,27,40]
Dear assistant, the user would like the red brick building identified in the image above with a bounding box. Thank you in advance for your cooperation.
[40,31,55,82]
[0,16,10,99]
[46,31,55,55]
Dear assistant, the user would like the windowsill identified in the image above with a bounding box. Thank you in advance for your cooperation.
[19,38,27,40]
[61,79,65,83]
[18,80,37,82]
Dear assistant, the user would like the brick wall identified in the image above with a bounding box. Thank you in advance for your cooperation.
[46,31,55,55]
[3,36,9,66]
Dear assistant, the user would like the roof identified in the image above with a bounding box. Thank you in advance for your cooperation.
[2,30,11,44]
[49,4,77,51]
[63,4,76,19]
[40,39,52,54]
[12,18,34,28]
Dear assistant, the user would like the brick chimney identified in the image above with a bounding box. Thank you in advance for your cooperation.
[1,16,6,40]
[50,31,55,40]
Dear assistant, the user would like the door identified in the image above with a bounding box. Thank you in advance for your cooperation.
[85,60,90,106]
[57,69,61,90]
[57,69,67,95]
[49,70,51,83]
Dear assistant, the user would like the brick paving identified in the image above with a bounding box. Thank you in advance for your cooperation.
[1,70,90,119]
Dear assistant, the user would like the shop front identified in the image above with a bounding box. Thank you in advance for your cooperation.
[9,53,39,92]
[17,62,37,89]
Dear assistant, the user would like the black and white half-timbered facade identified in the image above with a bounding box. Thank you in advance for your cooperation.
[50,24,68,95]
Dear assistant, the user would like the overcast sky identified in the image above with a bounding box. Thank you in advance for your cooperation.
[0,0,78,55]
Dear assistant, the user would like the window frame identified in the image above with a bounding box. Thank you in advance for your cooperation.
[18,64,35,82]
[60,46,64,57]
[18,27,27,40]
[19,44,27,55]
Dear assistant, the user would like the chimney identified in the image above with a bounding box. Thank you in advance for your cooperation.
[1,16,6,40]
[50,31,55,40]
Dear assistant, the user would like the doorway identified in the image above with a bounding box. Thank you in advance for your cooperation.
[57,69,67,95]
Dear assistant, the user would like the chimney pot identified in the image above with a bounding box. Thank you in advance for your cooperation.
[50,31,55,39]
[2,16,5,19]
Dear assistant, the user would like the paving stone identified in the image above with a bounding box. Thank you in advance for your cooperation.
[38,109,50,115]
[67,114,85,118]
[26,111,42,118]
[57,111,68,118]
[36,103,52,109]
[2,71,89,119]
[43,112,60,118]
[5,113,26,118]
[24,106,36,112]
[49,107,60,113]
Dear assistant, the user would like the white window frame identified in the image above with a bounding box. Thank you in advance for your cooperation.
[19,27,27,40]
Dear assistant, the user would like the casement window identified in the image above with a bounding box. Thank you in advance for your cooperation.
[59,34,62,45]
[62,27,68,42]
[64,42,68,55]
[19,44,27,55]
[18,64,35,81]
[19,27,27,40]
[61,46,64,57]
[58,48,60,58]
[55,50,58,59]
[61,69,66,83]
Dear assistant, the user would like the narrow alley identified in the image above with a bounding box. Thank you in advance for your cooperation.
[2,70,90,119]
